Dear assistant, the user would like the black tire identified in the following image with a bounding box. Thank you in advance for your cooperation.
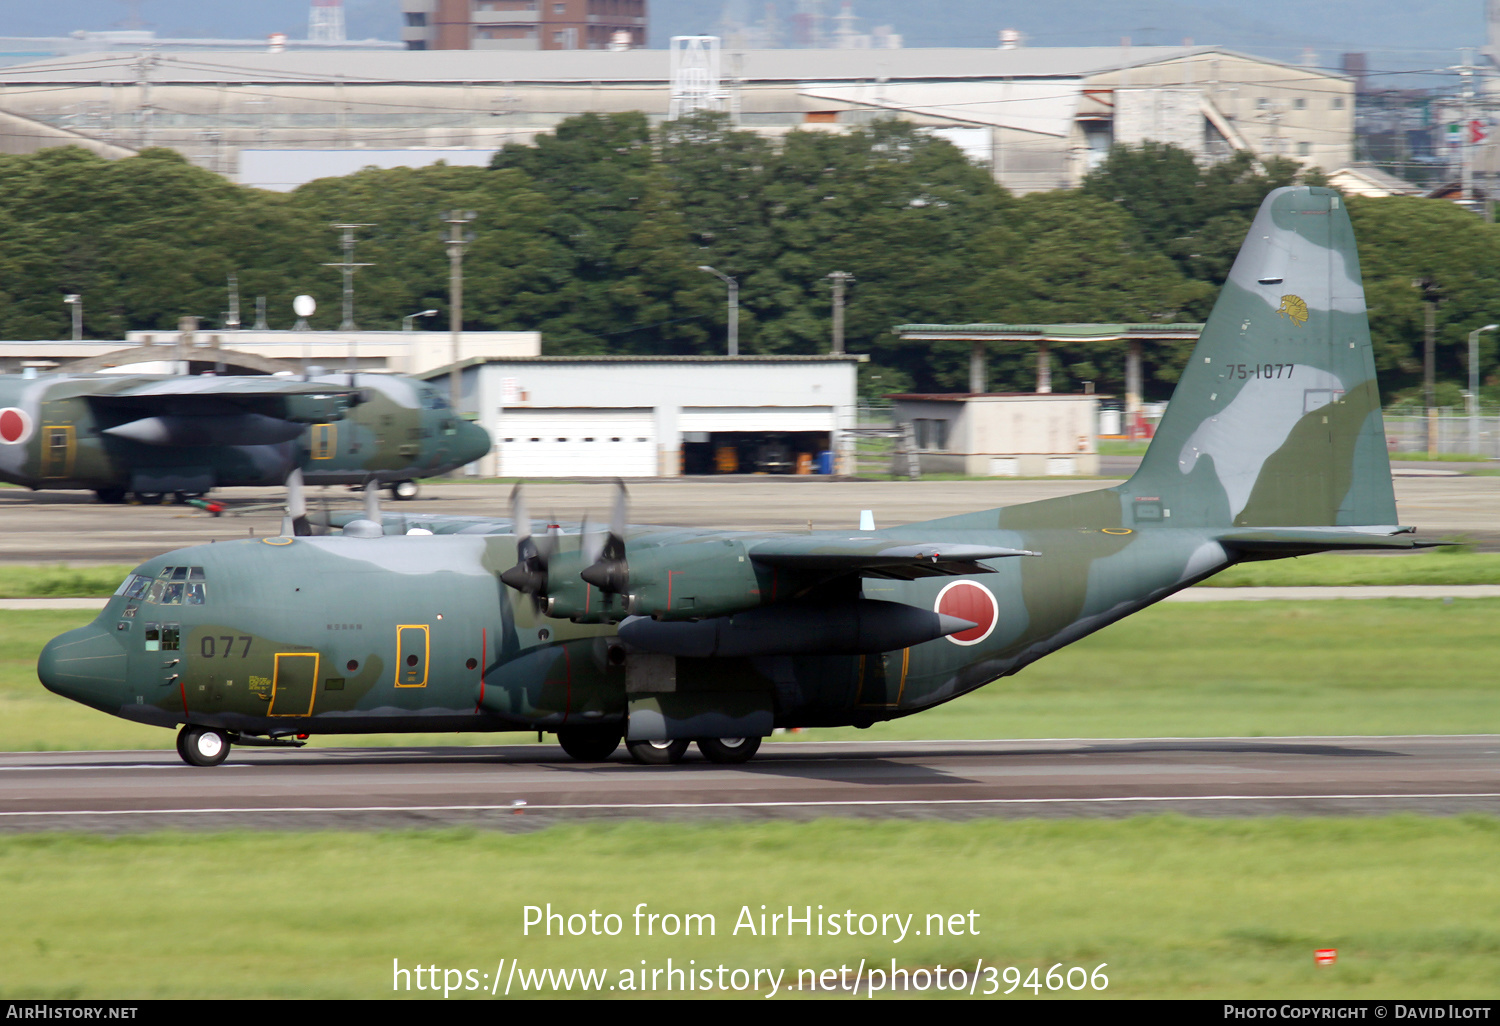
[625,738,690,765]
[390,480,419,501]
[134,492,164,506]
[697,736,762,764]
[95,487,127,504]
[177,725,230,767]
[556,727,622,762]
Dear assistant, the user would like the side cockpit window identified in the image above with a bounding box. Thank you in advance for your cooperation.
[115,574,151,600]
[142,567,207,606]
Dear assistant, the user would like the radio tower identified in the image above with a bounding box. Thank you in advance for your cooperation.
[308,0,346,43]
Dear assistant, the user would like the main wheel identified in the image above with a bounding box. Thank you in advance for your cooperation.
[177,725,230,767]
[557,727,622,762]
[389,480,419,501]
[134,492,164,506]
[696,736,762,764]
[625,738,689,765]
[95,487,126,504]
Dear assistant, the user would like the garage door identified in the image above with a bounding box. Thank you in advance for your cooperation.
[498,409,657,478]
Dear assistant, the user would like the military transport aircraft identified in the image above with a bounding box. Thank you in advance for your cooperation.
[38,187,1438,767]
[0,371,491,503]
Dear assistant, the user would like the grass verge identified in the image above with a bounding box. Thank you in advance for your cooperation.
[1,817,1497,999]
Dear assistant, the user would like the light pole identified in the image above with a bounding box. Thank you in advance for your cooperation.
[402,309,438,332]
[698,265,738,356]
[62,294,81,341]
[826,270,854,354]
[1469,323,1497,455]
[443,210,476,411]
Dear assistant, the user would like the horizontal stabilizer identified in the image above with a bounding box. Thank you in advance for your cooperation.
[750,537,1037,570]
[1216,525,1447,554]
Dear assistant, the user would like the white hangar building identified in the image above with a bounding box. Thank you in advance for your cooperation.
[430,355,863,478]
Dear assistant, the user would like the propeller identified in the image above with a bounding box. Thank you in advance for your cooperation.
[499,483,556,612]
[579,479,629,596]
[281,469,312,537]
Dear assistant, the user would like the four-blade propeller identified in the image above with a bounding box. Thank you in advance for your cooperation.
[498,483,559,613]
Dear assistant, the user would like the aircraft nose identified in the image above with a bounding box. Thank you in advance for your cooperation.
[459,420,492,466]
[38,623,129,713]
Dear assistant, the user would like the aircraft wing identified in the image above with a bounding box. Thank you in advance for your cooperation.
[748,536,1037,578]
[1215,525,1449,554]
[79,376,361,423]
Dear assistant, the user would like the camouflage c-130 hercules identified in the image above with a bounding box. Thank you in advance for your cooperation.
[0,371,491,503]
[39,187,1439,766]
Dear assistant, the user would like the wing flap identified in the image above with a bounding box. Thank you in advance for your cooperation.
[1216,525,1449,554]
[749,536,1037,571]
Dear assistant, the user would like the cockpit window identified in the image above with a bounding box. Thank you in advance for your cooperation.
[143,567,206,605]
[115,574,151,599]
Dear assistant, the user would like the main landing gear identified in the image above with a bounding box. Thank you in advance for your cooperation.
[557,735,763,765]
[176,725,231,767]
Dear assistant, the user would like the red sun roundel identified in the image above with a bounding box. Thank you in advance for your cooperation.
[0,408,31,445]
[935,580,999,646]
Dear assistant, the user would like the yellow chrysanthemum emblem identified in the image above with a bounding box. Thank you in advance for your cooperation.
[1276,294,1309,327]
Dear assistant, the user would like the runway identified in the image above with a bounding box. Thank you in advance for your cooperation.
[3,735,1497,831]
[2,471,1498,562]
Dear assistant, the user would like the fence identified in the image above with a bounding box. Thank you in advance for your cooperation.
[1383,409,1500,458]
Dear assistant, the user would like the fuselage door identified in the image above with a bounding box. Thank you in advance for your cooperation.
[41,425,75,479]
[269,652,318,717]
[311,423,337,460]
[397,625,429,688]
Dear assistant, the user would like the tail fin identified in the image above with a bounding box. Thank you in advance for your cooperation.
[1121,186,1396,528]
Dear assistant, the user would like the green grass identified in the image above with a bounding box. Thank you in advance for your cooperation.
[9,600,1500,751]
[1,817,1497,998]
[1203,551,1500,587]
[1388,451,1492,461]
[0,565,134,599]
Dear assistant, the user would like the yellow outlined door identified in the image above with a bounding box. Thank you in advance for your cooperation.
[397,625,429,688]
[311,423,337,459]
[269,652,319,716]
[41,425,75,478]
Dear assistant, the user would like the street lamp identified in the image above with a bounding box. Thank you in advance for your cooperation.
[1468,323,1497,455]
[62,294,81,341]
[402,309,438,332]
[698,265,738,357]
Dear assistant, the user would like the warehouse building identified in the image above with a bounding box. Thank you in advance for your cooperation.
[0,44,1353,193]
[427,354,862,477]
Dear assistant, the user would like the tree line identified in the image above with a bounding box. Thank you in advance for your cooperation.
[2,115,1498,404]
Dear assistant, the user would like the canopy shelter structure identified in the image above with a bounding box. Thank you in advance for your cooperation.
[892,322,1203,433]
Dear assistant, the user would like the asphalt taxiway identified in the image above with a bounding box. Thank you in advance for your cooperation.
[3,735,1496,831]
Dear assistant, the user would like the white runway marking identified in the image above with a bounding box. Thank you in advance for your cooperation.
[4,792,1499,818]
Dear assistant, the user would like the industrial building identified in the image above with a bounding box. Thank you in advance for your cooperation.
[889,393,1100,477]
[427,354,862,477]
[0,43,1354,193]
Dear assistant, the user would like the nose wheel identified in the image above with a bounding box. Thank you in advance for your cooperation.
[176,725,231,767]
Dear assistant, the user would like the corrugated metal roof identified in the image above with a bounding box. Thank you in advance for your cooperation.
[895,323,1204,340]
[420,354,867,377]
[0,45,1285,87]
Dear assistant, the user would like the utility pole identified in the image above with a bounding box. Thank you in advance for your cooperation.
[1417,277,1442,456]
[443,210,476,411]
[324,223,374,331]
[826,270,854,354]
